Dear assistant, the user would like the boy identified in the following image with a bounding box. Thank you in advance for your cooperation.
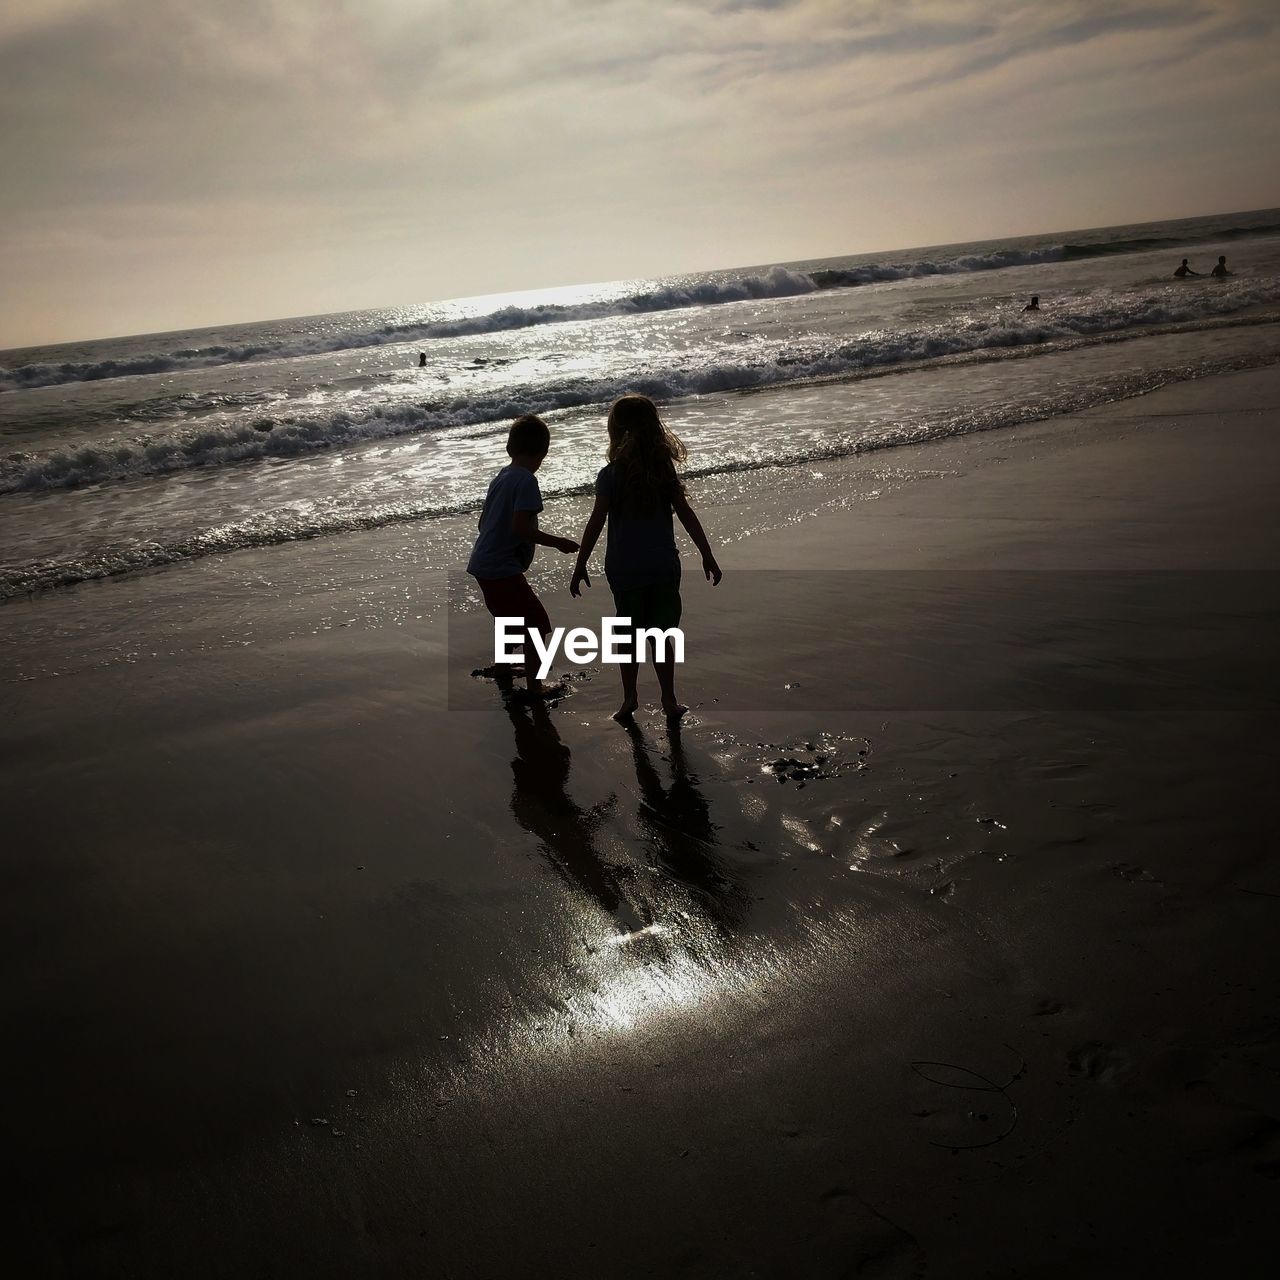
[467,414,578,693]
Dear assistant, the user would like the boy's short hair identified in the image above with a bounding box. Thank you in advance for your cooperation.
[507,414,550,457]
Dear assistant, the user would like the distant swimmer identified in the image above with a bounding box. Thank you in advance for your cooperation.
[1173,258,1199,278]
[1022,295,1040,312]
[418,351,427,367]
[1210,255,1231,278]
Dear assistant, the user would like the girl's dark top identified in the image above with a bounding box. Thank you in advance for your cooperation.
[596,463,680,591]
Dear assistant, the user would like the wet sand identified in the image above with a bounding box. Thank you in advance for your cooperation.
[3,367,1279,1277]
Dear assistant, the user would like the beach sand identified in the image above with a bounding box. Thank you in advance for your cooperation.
[3,367,1278,1277]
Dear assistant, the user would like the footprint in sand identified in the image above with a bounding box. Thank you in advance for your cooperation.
[1067,1041,1132,1084]
[1111,862,1160,884]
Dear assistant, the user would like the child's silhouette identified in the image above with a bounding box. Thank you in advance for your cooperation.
[467,414,578,695]
[571,395,721,721]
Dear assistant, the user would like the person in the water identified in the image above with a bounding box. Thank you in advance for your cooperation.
[1173,258,1199,278]
[1022,295,1040,312]
[1211,255,1231,278]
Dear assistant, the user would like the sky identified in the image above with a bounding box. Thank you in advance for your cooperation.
[2,0,1278,349]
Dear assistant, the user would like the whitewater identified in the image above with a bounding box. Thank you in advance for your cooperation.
[2,207,1278,598]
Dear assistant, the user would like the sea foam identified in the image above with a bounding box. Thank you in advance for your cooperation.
[0,254,1074,391]
[4,279,1278,496]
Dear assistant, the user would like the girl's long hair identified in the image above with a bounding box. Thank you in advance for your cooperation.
[606,395,687,513]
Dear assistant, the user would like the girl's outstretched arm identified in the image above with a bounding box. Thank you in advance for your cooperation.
[571,494,609,596]
[673,492,722,584]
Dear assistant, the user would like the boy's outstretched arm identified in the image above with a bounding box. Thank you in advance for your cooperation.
[673,492,722,584]
[512,509,578,554]
[571,494,609,596]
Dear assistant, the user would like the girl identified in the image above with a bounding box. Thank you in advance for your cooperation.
[571,394,721,721]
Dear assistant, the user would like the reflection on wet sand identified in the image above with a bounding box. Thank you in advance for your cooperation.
[505,692,639,932]
[499,692,757,1043]
[413,696,937,1114]
[504,690,748,941]
[622,721,749,938]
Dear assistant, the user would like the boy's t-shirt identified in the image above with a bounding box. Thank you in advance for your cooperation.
[596,463,680,592]
[467,464,543,579]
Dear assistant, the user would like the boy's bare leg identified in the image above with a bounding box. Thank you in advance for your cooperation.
[512,641,540,697]
[654,659,686,719]
[524,646,543,696]
[613,660,640,721]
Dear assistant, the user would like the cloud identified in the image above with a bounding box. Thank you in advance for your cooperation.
[2,0,1278,345]
[894,2,1205,91]
[0,0,103,44]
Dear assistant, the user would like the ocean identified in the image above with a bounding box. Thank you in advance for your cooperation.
[2,206,1278,600]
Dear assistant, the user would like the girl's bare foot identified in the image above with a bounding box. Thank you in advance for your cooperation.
[613,698,639,722]
[662,700,688,720]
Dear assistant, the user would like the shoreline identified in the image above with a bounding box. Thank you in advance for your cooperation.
[3,319,1279,602]
[3,366,1279,1276]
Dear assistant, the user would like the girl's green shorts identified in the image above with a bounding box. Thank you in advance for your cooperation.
[610,581,682,632]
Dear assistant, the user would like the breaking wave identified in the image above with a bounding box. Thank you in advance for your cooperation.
[7,216,1278,394]
[1063,218,1280,260]
[5,279,1279,497]
[0,250,1073,391]
[5,341,1278,600]
[809,245,1066,287]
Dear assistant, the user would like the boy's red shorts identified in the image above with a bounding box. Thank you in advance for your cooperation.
[475,573,551,637]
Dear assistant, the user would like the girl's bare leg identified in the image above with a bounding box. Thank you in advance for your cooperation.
[613,659,640,721]
[654,659,686,719]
